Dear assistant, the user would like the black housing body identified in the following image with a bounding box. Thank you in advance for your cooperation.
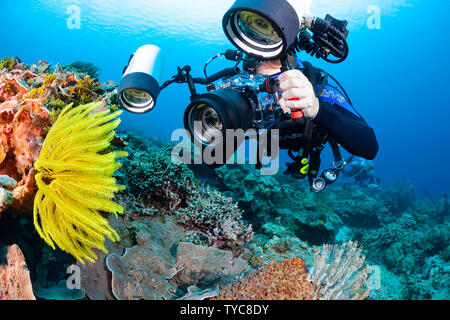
[184,88,253,167]
[184,88,253,137]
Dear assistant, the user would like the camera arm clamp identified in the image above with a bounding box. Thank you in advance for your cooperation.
[160,64,241,101]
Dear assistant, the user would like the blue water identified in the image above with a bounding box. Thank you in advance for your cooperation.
[1,0,449,194]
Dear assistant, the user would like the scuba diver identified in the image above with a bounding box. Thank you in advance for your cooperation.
[241,54,379,191]
[117,0,379,192]
[342,157,379,188]
[245,56,379,160]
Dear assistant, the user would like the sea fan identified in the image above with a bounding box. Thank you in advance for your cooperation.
[33,102,128,263]
[308,241,370,300]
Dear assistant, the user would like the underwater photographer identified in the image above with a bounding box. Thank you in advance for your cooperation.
[117,0,379,193]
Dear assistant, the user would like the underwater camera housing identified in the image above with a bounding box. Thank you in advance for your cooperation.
[117,0,352,191]
[185,72,288,145]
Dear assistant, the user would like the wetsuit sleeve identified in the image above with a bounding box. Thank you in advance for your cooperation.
[313,85,379,160]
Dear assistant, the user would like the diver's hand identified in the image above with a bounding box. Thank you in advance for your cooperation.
[279,70,320,119]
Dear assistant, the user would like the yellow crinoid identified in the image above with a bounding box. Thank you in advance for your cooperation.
[33,102,128,264]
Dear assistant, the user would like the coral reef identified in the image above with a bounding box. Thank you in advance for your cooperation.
[206,163,449,300]
[0,59,116,112]
[105,219,184,300]
[66,61,101,78]
[208,165,342,245]
[33,102,127,263]
[0,58,119,217]
[118,133,195,213]
[117,133,253,253]
[0,244,35,300]
[216,258,315,300]
[0,57,17,72]
[175,242,249,289]
[308,241,370,300]
[216,241,370,300]
[0,57,447,300]
[85,214,249,300]
[175,187,253,251]
[0,99,51,215]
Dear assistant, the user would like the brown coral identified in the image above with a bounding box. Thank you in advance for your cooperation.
[105,218,185,300]
[175,186,253,251]
[0,77,29,103]
[215,258,315,300]
[0,244,36,300]
[0,98,51,215]
[175,242,249,289]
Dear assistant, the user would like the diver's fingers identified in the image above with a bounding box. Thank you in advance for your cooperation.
[278,98,291,114]
[282,87,310,101]
[285,98,313,110]
[279,77,308,91]
[279,69,306,82]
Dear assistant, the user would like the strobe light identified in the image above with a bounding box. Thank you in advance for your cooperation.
[118,45,164,114]
[222,0,305,60]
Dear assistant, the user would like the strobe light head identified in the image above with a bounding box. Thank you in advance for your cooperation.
[222,0,306,60]
[118,45,164,114]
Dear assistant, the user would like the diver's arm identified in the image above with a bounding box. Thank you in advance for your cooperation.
[313,102,379,160]
[278,68,379,160]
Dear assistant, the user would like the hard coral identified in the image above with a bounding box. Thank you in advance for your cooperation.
[105,218,185,300]
[216,257,315,300]
[66,61,100,78]
[0,57,16,71]
[175,186,253,251]
[118,134,195,213]
[33,102,127,263]
[0,244,36,300]
[0,98,51,215]
[67,75,101,106]
[102,216,249,300]
[175,242,249,289]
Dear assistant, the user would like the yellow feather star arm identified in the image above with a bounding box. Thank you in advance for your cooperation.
[33,102,128,264]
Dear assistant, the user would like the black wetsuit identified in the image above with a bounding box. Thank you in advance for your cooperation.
[314,96,379,160]
[302,62,379,160]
